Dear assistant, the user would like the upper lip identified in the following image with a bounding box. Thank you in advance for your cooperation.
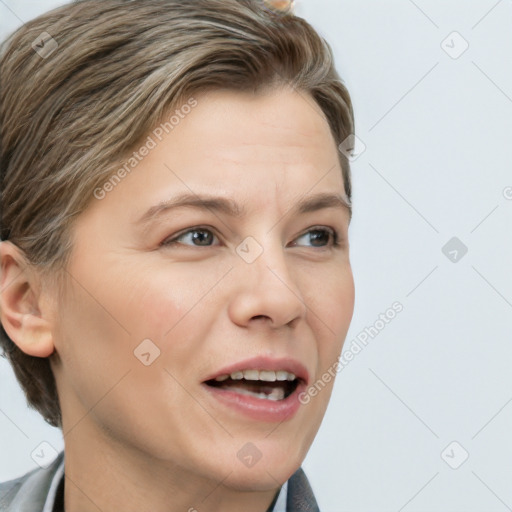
[203,356,309,385]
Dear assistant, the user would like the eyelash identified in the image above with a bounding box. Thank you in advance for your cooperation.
[160,225,342,250]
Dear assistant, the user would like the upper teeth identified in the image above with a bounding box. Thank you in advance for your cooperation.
[214,370,297,382]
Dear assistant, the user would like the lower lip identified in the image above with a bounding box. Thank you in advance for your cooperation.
[202,382,305,423]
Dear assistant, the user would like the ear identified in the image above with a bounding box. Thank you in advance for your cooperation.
[0,241,55,358]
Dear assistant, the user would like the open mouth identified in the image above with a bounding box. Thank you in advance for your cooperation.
[204,370,300,401]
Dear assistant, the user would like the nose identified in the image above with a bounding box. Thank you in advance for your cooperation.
[228,242,308,329]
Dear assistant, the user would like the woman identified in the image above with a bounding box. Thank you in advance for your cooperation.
[0,0,355,510]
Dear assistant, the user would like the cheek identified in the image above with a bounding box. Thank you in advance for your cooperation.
[125,262,225,342]
[51,264,164,417]
[51,267,210,445]
[56,258,228,385]
[305,263,355,356]
[55,281,130,363]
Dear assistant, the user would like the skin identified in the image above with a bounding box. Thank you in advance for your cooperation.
[0,86,355,512]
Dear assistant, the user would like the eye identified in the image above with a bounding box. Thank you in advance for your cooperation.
[290,227,341,248]
[161,227,219,248]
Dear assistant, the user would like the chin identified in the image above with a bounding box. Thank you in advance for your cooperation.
[220,462,301,492]
[209,442,305,491]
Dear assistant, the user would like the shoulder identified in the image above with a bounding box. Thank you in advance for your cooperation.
[0,452,64,512]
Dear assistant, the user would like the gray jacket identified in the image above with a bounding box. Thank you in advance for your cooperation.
[0,453,320,511]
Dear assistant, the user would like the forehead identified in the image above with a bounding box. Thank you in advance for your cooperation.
[76,87,346,235]
[180,87,337,159]
[138,87,343,192]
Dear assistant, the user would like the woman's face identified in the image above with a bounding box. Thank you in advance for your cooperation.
[51,87,355,489]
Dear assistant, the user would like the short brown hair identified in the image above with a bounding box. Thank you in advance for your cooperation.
[0,0,354,427]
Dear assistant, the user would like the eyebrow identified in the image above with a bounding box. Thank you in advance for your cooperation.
[136,191,352,227]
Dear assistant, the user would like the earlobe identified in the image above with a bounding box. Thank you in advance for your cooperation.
[0,241,56,358]
[19,313,55,357]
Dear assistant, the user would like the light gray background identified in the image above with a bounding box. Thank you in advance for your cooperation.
[1,1,511,511]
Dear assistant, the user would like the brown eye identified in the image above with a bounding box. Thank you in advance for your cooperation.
[290,227,339,248]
